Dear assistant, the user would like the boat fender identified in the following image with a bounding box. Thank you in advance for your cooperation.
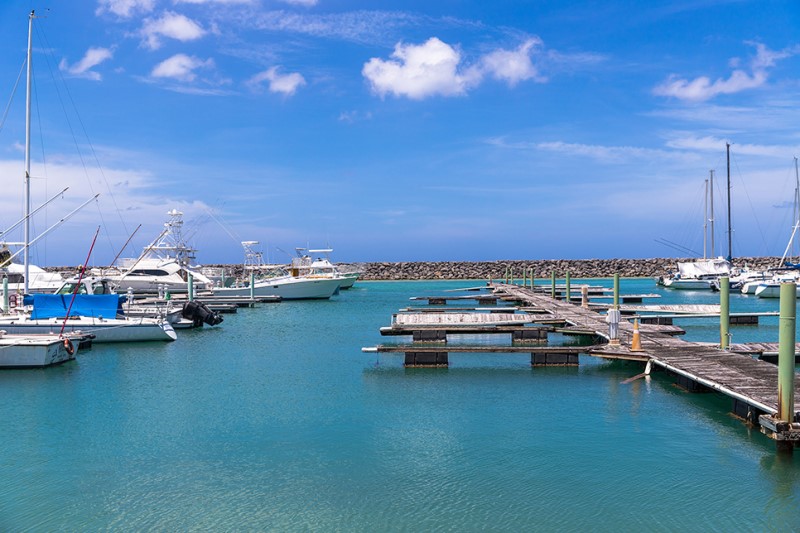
[63,338,74,355]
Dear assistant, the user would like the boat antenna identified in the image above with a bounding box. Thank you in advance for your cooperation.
[726,142,732,262]
[710,169,715,257]
[60,226,99,336]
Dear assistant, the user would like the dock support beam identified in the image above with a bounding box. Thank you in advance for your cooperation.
[550,271,556,299]
[404,352,448,367]
[720,276,730,350]
[188,272,194,301]
[531,352,579,367]
[759,282,800,451]
[249,271,255,300]
[565,271,571,303]
[613,273,619,309]
[2,277,7,313]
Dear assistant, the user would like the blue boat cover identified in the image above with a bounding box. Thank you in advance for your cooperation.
[30,294,122,319]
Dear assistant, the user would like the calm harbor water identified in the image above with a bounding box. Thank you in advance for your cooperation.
[2,278,800,530]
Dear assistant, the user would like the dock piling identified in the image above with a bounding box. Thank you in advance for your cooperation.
[720,276,730,350]
[565,271,571,303]
[2,277,7,313]
[188,272,194,301]
[550,271,556,298]
[778,282,796,423]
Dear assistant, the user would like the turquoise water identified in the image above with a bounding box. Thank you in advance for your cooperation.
[2,279,800,530]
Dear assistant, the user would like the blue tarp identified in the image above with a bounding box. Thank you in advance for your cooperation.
[30,294,123,320]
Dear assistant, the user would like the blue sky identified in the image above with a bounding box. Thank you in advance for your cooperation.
[0,0,799,265]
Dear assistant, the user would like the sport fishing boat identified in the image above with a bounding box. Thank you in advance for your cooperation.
[291,248,358,289]
[212,241,342,300]
[99,210,215,294]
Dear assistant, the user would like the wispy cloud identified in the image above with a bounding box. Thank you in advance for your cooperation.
[278,0,318,5]
[362,37,548,99]
[250,10,427,45]
[59,47,114,81]
[246,66,306,95]
[151,53,215,82]
[665,135,800,158]
[653,42,800,102]
[175,0,255,4]
[338,110,373,124]
[141,11,206,50]
[96,0,155,18]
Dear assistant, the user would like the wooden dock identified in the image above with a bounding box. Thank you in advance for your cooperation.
[365,282,800,448]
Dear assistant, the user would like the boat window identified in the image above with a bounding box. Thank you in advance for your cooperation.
[57,283,87,295]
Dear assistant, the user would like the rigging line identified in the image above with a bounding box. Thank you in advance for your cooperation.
[729,148,768,257]
[34,23,118,258]
[204,208,242,245]
[61,225,100,336]
[32,60,50,267]
[0,56,26,134]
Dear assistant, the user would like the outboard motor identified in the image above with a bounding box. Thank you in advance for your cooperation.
[182,300,224,327]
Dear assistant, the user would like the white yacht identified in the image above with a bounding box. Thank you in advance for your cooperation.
[100,210,214,293]
[0,330,89,368]
[212,241,342,300]
[291,248,359,289]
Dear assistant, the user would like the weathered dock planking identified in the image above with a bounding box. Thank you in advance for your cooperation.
[365,282,800,448]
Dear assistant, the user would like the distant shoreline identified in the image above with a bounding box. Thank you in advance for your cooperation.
[51,256,783,280]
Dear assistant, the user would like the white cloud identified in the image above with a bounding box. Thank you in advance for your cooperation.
[481,38,545,86]
[151,54,214,82]
[96,0,155,18]
[653,42,799,102]
[665,135,798,158]
[141,11,206,50]
[362,37,549,100]
[362,38,481,99]
[59,47,114,81]
[246,67,306,96]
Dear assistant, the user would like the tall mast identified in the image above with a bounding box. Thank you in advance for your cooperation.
[709,169,715,257]
[726,142,732,262]
[23,10,34,294]
[703,178,708,259]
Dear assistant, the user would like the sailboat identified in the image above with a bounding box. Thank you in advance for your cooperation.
[0,11,176,345]
[0,11,91,366]
[753,157,800,298]
[659,157,733,290]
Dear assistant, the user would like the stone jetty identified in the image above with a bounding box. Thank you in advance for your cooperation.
[49,256,782,281]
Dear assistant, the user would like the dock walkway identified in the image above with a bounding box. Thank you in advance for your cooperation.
[494,284,800,421]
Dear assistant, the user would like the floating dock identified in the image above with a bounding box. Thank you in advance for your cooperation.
[364,282,800,449]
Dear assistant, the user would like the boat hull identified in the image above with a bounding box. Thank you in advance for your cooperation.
[0,334,83,368]
[662,278,715,290]
[213,276,341,300]
[0,317,177,342]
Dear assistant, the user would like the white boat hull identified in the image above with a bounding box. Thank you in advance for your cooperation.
[754,284,800,299]
[0,316,177,342]
[662,278,715,290]
[213,276,341,300]
[0,333,83,368]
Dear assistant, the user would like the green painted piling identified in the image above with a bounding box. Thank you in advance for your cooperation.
[188,273,194,301]
[720,277,730,350]
[778,282,796,423]
[565,271,571,303]
[2,277,7,313]
[551,272,556,298]
[529,269,534,289]
[522,268,526,287]
[613,273,620,309]
[249,271,255,299]
[510,267,514,286]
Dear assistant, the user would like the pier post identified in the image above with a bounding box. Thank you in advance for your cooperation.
[581,286,589,308]
[550,272,556,298]
[720,276,730,350]
[188,272,194,301]
[522,268,526,288]
[2,277,7,313]
[529,269,534,289]
[565,271,571,303]
[249,271,255,299]
[778,282,796,423]
[613,273,619,309]
[759,282,800,452]
[510,267,514,285]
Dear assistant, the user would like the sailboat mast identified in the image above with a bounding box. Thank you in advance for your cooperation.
[726,143,732,262]
[710,169,715,257]
[23,10,34,294]
[703,178,708,259]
